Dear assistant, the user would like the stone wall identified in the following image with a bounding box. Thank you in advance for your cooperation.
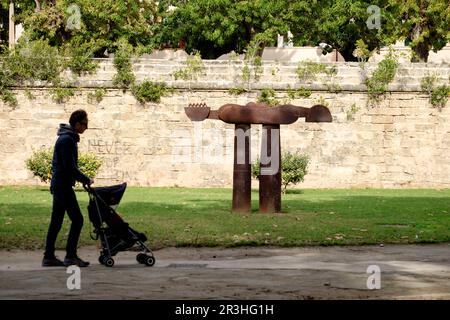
[1,59,450,188]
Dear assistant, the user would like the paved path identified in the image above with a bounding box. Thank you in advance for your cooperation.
[1,244,449,299]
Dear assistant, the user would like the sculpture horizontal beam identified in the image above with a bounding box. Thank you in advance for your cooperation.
[185,102,332,124]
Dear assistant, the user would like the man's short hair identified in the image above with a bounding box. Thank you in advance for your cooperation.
[69,109,88,127]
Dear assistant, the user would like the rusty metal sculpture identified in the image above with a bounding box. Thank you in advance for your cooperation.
[185,102,332,213]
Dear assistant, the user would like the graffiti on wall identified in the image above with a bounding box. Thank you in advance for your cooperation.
[87,139,136,182]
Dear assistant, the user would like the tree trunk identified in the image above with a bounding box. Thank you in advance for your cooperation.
[411,41,429,62]
[34,0,41,12]
[410,23,429,62]
[8,1,14,50]
[340,46,358,62]
[410,2,429,62]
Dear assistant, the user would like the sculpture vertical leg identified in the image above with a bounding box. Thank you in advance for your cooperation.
[259,124,281,213]
[232,124,251,213]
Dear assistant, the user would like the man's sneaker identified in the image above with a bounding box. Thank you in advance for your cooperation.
[64,256,90,267]
[42,257,65,267]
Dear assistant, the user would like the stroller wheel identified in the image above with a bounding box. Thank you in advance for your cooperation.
[99,255,105,265]
[136,253,147,264]
[144,256,155,267]
[104,257,115,267]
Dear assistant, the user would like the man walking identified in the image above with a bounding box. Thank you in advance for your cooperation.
[42,109,93,267]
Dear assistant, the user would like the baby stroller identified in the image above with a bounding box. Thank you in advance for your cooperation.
[84,182,155,267]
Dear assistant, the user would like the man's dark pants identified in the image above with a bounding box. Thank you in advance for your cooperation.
[44,186,84,259]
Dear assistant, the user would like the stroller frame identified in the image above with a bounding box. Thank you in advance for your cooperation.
[84,184,155,267]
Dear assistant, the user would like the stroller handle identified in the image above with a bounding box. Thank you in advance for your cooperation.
[83,183,94,193]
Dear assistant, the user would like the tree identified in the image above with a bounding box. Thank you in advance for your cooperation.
[388,0,450,62]
[308,0,399,62]
[13,0,158,57]
[154,0,292,58]
[311,0,450,62]
[154,0,399,61]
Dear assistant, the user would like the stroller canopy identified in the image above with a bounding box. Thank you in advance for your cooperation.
[92,182,127,206]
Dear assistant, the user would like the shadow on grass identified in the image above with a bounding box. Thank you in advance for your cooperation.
[284,189,305,195]
[282,195,450,216]
[2,192,450,250]
[2,193,448,217]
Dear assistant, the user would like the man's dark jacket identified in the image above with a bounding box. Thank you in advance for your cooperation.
[51,124,90,189]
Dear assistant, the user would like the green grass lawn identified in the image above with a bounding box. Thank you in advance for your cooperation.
[0,186,449,250]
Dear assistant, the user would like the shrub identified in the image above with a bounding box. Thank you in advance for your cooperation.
[286,86,312,100]
[78,153,103,181]
[26,148,102,184]
[87,88,107,104]
[0,39,63,106]
[296,61,334,82]
[257,88,279,106]
[131,80,170,104]
[430,85,450,109]
[61,39,100,76]
[354,39,371,62]
[112,39,136,89]
[228,87,248,95]
[420,72,438,95]
[365,49,399,105]
[50,87,76,103]
[26,149,53,183]
[7,39,62,83]
[172,51,205,81]
[251,151,310,193]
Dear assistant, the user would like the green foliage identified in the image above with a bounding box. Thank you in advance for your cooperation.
[297,61,326,82]
[87,88,107,104]
[5,39,62,84]
[311,1,399,62]
[228,87,249,95]
[420,73,438,95]
[430,86,450,110]
[16,0,157,58]
[296,61,336,83]
[112,39,136,89]
[154,0,446,63]
[252,151,310,193]
[365,49,399,105]
[257,89,279,107]
[287,87,312,100]
[388,0,450,62]
[172,51,205,81]
[131,80,171,104]
[280,152,310,193]
[325,82,342,93]
[354,39,372,62]
[0,39,64,106]
[24,88,36,100]
[50,87,76,104]
[315,96,330,108]
[346,103,361,121]
[26,149,53,183]
[61,39,100,76]
[0,68,17,107]
[26,148,102,183]
[420,73,450,109]
[8,0,448,64]
[155,0,290,59]
[0,89,18,108]
[240,36,267,87]
[78,152,103,181]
